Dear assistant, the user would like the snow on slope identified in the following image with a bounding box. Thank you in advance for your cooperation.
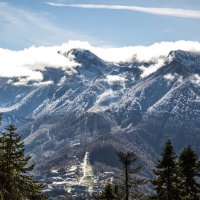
[1,40,200,84]
[1,41,200,171]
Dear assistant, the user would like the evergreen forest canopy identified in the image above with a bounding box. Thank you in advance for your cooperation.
[0,124,47,200]
[96,140,200,200]
[0,123,199,200]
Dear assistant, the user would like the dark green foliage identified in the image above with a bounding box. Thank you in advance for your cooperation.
[90,143,119,167]
[178,145,200,200]
[116,151,146,200]
[151,140,180,200]
[95,151,146,200]
[95,182,118,200]
[0,125,47,200]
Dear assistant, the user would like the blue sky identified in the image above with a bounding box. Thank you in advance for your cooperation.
[1,0,200,50]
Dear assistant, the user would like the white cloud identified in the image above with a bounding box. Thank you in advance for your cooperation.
[46,2,67,7]
[1,40,200,83]
[0,43,79,81]
[46,3,200,19]
[59,40,200,63]
[140,58,165,78]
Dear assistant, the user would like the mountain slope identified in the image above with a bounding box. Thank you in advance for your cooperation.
[0,49,200,174]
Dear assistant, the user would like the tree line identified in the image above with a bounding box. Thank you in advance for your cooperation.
[0,125,47,200]
[96,140,200,200]
[0,124,200,200]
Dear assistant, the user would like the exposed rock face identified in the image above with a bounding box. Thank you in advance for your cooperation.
[1,49,200,172]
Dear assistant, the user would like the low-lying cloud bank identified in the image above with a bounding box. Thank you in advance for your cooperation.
[1,40,200,83]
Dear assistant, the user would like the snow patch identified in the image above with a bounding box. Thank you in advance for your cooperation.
[58,76,67,86]
[89,89,121,112]
[164,73,175,81]
[192,74,200,84]
[33,80,54,86]
[106,75,126,83]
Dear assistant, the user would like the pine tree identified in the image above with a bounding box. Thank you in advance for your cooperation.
[0,124,47,200]
[151,140,180,200]
[116,151,146,200]
[95,182,118,200]
[178,145,200,200]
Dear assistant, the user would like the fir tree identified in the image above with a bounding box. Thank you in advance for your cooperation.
[151,140,180,200]
[117,151,146,200]
[178,145,200,200]
[95,182,118,200]
[0,124,47,200]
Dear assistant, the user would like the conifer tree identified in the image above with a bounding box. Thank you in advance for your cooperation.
[95,182,118,200]
[178,145,200,200]
[151,140,180,200]
[117,151,146,200]
[0,124,47,200]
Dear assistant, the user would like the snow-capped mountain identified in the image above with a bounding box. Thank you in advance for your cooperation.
[1,47,200,172]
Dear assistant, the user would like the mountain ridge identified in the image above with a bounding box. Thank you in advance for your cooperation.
[0,48,200,174]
